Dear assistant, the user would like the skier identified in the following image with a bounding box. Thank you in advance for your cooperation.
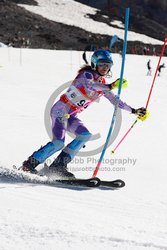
[20,49,147,178]
[147,59,152,76]
[158,63,165,76]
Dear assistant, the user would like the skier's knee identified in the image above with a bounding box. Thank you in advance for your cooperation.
[63,131,92,160]
[78,131,92,143]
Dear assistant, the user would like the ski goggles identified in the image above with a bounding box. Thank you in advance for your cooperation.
[98,61,113,69]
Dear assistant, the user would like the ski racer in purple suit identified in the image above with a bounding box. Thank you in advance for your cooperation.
[20,49,146,178]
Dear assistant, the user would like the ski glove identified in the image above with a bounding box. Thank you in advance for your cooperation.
[131,107,149,121]
[132,107,146,116]
[109,78,128,90]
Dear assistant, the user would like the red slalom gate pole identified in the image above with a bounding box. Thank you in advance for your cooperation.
[111,35,167,154]
[146,35,167,108]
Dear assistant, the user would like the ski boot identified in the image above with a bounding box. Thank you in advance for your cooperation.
[48,151,75,179]
[19,156,40,174]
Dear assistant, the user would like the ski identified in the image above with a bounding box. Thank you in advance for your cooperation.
[9,166,125,189]
[55,177,125,188]
[55,177,101,188]
[100,179,125,188]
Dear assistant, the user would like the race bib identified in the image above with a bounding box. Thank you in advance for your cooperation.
[66,85,90,107]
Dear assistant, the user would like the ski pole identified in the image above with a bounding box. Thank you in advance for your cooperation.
[66,93,104,118]
[111,120,138,154]
[111,35,167,154]
[92,8,130,177]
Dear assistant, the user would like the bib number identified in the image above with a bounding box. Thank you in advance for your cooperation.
[66,86,90,108]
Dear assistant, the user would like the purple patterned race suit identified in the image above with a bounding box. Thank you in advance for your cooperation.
[32,69,133,163]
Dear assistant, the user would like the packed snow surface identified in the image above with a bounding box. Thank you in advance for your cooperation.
[0,47,167,250]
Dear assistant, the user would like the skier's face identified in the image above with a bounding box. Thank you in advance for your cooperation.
[97,62,111,75]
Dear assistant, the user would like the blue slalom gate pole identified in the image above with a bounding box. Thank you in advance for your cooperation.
[92,8,130,177]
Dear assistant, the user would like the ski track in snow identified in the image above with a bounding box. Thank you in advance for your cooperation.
[0,48,167,249]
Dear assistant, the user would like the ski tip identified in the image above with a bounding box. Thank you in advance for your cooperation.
[113,179,125,188]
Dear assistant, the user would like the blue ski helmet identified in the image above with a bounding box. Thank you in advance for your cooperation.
[91,49,113,70]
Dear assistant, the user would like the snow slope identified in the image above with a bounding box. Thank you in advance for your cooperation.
[18,0,163,45]
[0,47,167,250]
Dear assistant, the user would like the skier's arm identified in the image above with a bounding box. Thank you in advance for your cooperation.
[104,91,133,112]
[104,91,148,120]
[75,72,127,96]
[75,71,111,93]
[89,82,111,92]
[87,78,128,92]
